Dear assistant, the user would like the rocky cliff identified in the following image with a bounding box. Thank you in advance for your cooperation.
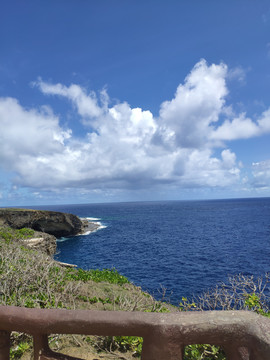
[20,230,57,256]
[0,208,85,238]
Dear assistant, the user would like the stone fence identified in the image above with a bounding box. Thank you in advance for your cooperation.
[0,306,269,360]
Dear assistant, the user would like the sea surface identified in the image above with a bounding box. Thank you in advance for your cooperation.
[33,198,270,305]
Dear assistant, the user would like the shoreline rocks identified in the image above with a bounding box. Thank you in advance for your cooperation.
[80,218,101,234]
[0,208,102,259]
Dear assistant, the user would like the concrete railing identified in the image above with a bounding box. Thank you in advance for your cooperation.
[0,306,269,360]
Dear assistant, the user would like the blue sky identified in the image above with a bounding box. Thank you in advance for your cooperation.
[1,0,270,206]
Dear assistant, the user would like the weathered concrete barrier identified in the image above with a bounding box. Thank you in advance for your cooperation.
[0,306,269,359]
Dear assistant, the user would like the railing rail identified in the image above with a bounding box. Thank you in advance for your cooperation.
[0,306,269,360]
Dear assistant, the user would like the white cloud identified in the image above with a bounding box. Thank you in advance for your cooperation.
[1,59,270,198]
[34,80,103,123]
[176,149,240,188]
[158,59,228,148]
[251,160,270,189]
[0,97,71,170]
[211,108,270,141]
[211,113,260,140]
[258,108,270,132]
[227,66,247,84]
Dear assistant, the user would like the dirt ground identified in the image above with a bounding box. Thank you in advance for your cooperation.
[53,345,135,359]
[22,345,136,360]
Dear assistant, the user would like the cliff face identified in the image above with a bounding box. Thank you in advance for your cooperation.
[21,231,57,256]
[0,209,84,238]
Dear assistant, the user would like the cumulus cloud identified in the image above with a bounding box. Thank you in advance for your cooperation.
[0,97,71,169]
[1,59,270,197]
[158,59,228,148]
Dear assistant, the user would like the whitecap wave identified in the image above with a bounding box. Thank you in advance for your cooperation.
[56,218,107,240]
[80,218,107,235]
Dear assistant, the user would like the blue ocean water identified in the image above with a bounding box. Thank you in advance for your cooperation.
[34,198,270,304]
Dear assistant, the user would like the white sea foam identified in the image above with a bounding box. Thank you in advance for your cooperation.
[83,222,107,234]
[80,218,107,236]
[57,217,107,240]
[96,222,107,230]
[57,237,70,242]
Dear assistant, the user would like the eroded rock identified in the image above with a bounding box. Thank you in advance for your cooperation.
[20,230,57,256]
[0,208,84,237]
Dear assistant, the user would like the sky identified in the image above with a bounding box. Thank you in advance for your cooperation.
[1,0,270,206]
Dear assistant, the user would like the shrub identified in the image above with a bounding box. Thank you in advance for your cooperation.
[180,273,270,314]
[0,227,35,242]
[181,273,270,359]
[65,267,130,285]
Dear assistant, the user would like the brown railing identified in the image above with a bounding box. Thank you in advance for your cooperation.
[0,306,269,360]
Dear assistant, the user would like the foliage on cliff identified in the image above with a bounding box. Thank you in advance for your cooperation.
[0,234,170,359]
[0,227,35,242]
[0,236,164,312]
[0,231,269,360]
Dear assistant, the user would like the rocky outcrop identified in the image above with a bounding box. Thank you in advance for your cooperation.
[0,208,85,238]
[20,230,57,256]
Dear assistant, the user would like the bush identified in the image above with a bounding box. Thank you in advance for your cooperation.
[180,273,270,359]
[180,273,270,314]
[66,267,130,285]
[0,239,77,309]
[0,227,35,242]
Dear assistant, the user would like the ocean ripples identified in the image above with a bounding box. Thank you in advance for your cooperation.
[52,198,270,304]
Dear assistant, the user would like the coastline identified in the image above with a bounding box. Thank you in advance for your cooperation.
[55,217,106,266]
[80,217,106,235]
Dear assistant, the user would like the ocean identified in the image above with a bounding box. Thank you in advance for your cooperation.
[33,198,270,305]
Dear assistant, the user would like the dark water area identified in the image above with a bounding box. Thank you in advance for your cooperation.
[33,198,270,305]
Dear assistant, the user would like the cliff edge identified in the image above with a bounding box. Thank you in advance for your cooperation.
[0,208,85,238]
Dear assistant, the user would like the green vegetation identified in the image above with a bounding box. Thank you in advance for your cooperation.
[184,344,225,360]
[0,233,171,359]
[0,227,35,242]
[108,336,143,357]
[10,341,31,360]
[66,267,130,285]
[0,230,269,359]
[180,273,270,314]
[180,273,270,359]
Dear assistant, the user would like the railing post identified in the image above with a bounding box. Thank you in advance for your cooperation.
[141,330,184,360]
[223,346,248,360]
[33,334,83,360]
[34,334,50,360]
[0,331,10,360]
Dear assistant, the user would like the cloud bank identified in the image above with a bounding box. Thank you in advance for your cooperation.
[1,59,270,200]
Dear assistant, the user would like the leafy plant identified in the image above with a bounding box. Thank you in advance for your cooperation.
[114,336,143,356]
[184,344,226,360]
[10,341,30,359]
